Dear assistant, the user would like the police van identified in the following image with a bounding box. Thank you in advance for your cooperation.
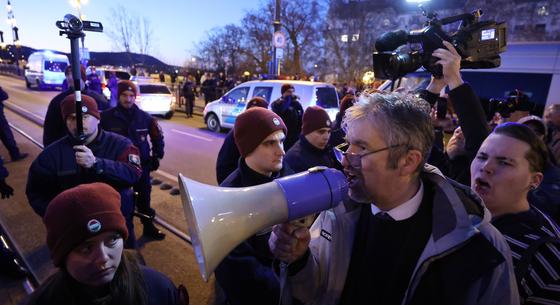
[24,50,69,90]
[379,42,560,114]
[203,80,340,132]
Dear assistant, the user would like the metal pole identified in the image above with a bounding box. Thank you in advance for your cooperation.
[271,0,281,77]
[70,36,85,142]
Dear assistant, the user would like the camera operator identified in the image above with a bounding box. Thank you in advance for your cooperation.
[418,41,490,186]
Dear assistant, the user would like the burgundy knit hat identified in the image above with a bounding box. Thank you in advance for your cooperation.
[234,108,287,157]
[340,94,356,114]
[302,106,332,135]
[281,84,295,95]
[60,94,100,120]
[246,96,269,110]
[44,183,128,267]
[117,80,137,98]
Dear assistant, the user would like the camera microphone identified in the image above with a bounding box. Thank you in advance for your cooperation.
[375,30,409,52]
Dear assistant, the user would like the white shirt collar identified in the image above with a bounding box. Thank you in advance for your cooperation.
[370,181,424,221]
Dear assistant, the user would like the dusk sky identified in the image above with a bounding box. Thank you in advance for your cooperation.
[6,0,263,65]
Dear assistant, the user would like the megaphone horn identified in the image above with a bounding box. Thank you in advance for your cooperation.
[178,166,347,282]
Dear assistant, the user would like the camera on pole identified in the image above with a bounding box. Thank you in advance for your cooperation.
[55,14,103,143]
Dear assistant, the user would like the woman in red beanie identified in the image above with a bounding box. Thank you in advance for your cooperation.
[26,183,187,305]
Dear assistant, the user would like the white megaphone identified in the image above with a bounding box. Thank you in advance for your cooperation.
[178,166,348,282]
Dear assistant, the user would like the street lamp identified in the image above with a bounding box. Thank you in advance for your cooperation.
[6,0,20,74]
[69,0,88,20]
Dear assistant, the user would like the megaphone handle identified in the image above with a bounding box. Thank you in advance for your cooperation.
[278,261,291,305]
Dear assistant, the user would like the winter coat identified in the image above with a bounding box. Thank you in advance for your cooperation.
[215,129,239,185]
[285,135,337,173]
[43,88,110,147]
[271,95,304,152]
[286,164,519,305]
[215,158,293,305]
[100,104,164,165]
[26,130,142,217]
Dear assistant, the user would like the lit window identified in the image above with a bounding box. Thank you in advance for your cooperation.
[352,34,359,41]
[341,34,348,42]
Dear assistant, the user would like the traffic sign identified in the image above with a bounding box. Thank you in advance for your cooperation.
[273,31,286,49]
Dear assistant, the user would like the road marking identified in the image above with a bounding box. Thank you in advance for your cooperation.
[5,101,45,121]
[154,169,178,182]
[171,128,213,142]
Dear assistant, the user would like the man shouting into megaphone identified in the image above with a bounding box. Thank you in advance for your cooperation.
[269,86,518,304]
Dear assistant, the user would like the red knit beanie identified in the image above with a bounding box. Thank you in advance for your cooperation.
[234,108,287,157]
[281,84,295,95]
[117,80,137,98]
[44,183,128,267]
[246,96,269,110]
[60,94,100,120]
[302,106,332,135]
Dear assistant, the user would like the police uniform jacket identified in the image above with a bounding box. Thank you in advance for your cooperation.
[26,129,142,217]
[285,135,337,173]
[100,104,164,165]
[271,95,304,151]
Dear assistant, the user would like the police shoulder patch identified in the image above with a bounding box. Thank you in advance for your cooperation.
[128,154,141,166]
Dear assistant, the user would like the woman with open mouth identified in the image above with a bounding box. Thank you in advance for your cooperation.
[470,122,560,304]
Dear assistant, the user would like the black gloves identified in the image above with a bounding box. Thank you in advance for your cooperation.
[149,156,160,171]
[0,179,14,199]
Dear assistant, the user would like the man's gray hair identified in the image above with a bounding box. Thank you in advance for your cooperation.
[342,91,434,171]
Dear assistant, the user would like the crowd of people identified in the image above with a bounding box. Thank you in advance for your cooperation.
[0,40,559,305]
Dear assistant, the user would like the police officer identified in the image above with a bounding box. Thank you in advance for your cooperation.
[100,80,166,240]
[26,94,142,248]
[0,85,28,161]
[0,157,13,199]
[43,65,110,147]
[271,84,304,151]
[285,106,337,173]
[216,107,293,305]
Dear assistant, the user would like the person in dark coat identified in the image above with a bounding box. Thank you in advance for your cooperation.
[202,73,217,105]
[0,85,28,161]
[182,76,196,118]
[43,65,110,147]
[0,157,12,199]
[215,97,269,184]
[100,80,166,240]
[271,84,304,152]
[107,71,119,107]
[26,183,186,305]
[26,94,142,248]
[285,106,337,173]
[328,94,355,149]
[215,107,293,305]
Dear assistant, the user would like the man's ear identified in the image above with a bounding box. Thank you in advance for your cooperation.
[399,149,423,176]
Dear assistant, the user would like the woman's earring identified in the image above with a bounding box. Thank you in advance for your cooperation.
[530,185,537,191]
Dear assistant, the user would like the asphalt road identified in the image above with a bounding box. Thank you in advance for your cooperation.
[0,75,227,305]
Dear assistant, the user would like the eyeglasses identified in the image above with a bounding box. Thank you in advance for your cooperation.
[333,142,406,169]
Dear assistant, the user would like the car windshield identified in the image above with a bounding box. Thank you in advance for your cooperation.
[140,85,171,94]
[44,61,68,72]
[315,87,339,108]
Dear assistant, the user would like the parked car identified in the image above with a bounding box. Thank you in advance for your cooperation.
[24,50,69,90]
[135,81,176,119]
[203,80,340,132]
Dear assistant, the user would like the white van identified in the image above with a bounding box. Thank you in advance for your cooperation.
[25,50,69,90]
[378,42,560,114]
[203,80,340,132]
